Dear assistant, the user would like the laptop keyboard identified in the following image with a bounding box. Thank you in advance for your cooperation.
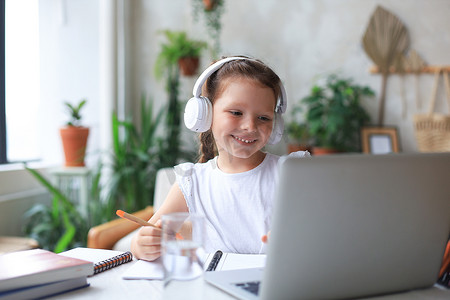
[234,281,261,295]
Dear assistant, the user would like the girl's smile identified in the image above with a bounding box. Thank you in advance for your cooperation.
[232,135,257,144]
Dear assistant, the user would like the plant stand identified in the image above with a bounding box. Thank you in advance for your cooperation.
[49,167,91,218]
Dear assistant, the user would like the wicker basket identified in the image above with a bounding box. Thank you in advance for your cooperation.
[413,69,450,152]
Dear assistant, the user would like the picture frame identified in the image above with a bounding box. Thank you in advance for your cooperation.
[361,127,400,154]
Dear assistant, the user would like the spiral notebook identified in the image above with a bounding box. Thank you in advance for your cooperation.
[60,247,133,275]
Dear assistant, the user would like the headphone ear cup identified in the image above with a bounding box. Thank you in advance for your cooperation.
[267,112,284,145]
[184,96,213,132]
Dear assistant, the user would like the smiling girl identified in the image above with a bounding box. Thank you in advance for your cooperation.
[131,56,310,261]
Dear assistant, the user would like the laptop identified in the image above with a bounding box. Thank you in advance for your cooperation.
[204,153,450,299]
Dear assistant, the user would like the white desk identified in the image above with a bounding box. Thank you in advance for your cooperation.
[53,259,450,300]
[54,259,233,300]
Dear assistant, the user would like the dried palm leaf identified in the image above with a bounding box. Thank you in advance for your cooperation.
[362,5,410,125]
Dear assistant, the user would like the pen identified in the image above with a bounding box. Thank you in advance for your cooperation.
[206,250,223,271]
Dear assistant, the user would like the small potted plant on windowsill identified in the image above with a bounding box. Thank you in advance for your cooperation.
[302,74,375,155]
[60,99,89,166]
[154,30,208,78]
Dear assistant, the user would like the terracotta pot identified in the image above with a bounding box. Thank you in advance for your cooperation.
[178,57,200,76]
[60,126,89,167]
[287,143,312,154]
[312,146,340,156]
[202,0,217,11]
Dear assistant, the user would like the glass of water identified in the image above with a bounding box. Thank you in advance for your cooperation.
[161,212,205,299]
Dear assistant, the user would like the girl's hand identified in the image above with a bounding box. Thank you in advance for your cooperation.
[261,231,271,243]
[131,219,163,261]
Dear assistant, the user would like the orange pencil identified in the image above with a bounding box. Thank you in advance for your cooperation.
[116,210,183,240]
[116,210,157,228]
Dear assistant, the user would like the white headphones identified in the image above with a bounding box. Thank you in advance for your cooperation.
[183,56,287,145]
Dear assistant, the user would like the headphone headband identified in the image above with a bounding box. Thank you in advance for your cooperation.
[192,57,287,113]
[193,57,246,97]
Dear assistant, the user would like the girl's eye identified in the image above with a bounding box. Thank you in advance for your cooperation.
[230,111,242,116]
[259,116,271,122]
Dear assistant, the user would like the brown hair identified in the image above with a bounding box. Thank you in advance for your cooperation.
[197,56,282,163]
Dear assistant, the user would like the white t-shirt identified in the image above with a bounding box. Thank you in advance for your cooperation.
[174,151,310,253]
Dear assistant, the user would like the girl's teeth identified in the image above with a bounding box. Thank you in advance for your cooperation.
[235,136,255,143]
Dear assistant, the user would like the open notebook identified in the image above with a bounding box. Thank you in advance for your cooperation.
[205,153,450,300]
[121,252,266,280]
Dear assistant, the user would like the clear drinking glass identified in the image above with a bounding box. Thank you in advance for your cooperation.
[161,212,205,299]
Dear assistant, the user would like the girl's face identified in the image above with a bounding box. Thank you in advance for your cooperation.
[211,78,276,166]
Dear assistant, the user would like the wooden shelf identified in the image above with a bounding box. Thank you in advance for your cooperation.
[369,65,450,74]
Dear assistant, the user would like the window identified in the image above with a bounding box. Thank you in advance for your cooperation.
[0,0,5,164]
[1,1,102,167]
[6,0,40,163]
[1,0,40,164]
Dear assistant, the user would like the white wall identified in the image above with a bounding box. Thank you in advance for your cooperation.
[127,0,450,154]
[0,165,50,236]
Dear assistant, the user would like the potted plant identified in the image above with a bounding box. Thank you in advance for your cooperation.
[302,74,375,155]
[154,30,208,78]
[60,99,89,166]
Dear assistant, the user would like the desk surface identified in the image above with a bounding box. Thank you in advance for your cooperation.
[54,259,233,300]
[54,260,450,300]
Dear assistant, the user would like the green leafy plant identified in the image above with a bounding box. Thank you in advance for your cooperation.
[154,30,207,80]
[107,96,165,213]
[23,167,89,253]
[302,74,375,152]
[64,99,87,126]
[23,160,116,253]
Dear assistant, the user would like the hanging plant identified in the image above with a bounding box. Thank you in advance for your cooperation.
[192,0,225,58]
[362,5,409,126]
